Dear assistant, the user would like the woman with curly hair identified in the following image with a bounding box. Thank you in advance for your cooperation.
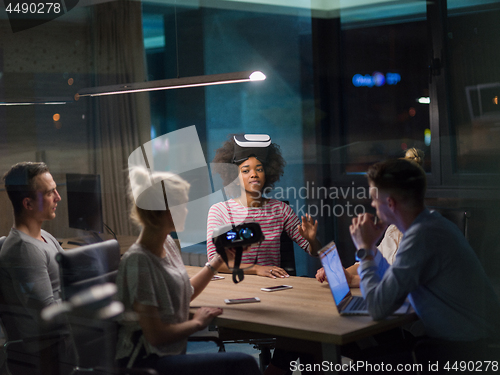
[206,134,321,279]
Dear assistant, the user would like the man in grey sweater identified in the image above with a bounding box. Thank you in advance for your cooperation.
[0,162,67,369]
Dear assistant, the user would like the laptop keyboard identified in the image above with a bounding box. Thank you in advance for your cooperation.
[348,297,367,311]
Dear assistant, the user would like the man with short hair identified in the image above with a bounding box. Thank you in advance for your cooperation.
[350,159,500,364]
[0,162,64,357]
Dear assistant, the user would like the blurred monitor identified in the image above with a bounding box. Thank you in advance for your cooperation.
[66,173,104,233]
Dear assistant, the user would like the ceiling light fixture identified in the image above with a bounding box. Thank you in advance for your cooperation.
[76,70,266,99]
[0,100,69,106]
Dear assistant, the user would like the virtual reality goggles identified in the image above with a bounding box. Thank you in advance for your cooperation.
[212,222,265,283]
[232,134,271,164]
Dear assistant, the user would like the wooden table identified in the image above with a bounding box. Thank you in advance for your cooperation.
[186,266,417,374]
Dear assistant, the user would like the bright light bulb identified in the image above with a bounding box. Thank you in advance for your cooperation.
[249,71,266,81]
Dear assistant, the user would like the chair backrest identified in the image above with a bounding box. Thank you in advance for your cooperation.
[56,239,121,301]
[280,201,296,276]
[428,207,471,242]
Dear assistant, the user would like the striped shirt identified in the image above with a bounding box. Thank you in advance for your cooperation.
[207,199,310,266]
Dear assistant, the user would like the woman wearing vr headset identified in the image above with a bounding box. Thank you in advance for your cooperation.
[207,134,322,375]
[207,134,321,279]
[115,167,261,375]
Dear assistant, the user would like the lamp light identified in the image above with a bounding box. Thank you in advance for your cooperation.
[76,70,266,99]
[0,99,69,106]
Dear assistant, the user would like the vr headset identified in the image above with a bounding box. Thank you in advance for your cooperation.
[232,134,271,164]
[212,222,265,283]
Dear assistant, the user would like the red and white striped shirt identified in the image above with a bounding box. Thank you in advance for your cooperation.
[207,199,310,266]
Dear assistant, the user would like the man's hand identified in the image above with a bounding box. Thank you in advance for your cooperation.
[343,269,361,288]
[349,213,386,251]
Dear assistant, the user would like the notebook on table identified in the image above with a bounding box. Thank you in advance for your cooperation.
[319,241,409,316]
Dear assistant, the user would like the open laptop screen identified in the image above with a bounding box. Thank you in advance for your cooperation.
[319,242,350,305]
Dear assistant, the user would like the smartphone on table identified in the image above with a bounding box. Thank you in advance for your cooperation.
[224,297,261,304]
[260,285,293,292]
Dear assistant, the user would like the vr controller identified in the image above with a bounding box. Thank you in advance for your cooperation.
[212,222,265,283]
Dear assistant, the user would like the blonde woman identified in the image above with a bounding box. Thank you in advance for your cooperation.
[115,167,261,375]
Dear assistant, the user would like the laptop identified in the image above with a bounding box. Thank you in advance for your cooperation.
[319,241,409,316]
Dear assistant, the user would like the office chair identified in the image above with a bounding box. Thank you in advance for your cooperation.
[56,240,121,301]
[428,207,471,242]
[41,283,157,375]
[279,231,296,276]
[56,240,157,375]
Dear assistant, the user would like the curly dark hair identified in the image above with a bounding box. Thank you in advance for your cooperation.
[211,134,286,194]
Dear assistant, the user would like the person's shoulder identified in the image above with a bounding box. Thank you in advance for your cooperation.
[0,230,45,263]
[209,200,232,213]
[407,209,465,245]
[385,224,402,238]
[2,229,36,252]
[121,244,149,263]
[418,209,457,232]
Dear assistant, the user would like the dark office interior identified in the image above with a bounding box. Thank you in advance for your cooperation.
[0,0,499,373]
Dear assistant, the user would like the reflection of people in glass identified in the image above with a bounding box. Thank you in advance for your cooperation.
[116,167,260,375]
[324,247,344,287]
[207,134,321,279]
[322,246,351,304]
[316,148,425,287]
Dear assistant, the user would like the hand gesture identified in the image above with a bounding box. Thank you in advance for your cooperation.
[297,213,318,243]
[349,213,386,251]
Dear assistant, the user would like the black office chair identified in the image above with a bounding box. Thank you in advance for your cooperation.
[428,207,471,242]
[55,240,157,375]
[56,240,121,301]
[279,231,296,276]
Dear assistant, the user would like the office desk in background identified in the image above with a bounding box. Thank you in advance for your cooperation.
[186,266,417,374]
[59,235,138,254]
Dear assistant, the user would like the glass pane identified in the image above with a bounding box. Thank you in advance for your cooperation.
[447,0,500,173]
[341,5,431,173]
